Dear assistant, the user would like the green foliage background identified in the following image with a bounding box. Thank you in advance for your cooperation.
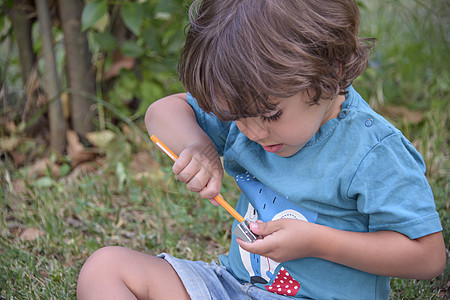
[83,0,191,118]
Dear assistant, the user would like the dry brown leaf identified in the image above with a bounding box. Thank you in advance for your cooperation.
[122,124,131,135]
[103,50,136,81]
[130,152,166,186]
[6,121,17,134]
[0,136,21,152]
[66,159,101,181]
[27,158,60,178]
[19,227,44,241]
[67,130,97,166]
[10,151,25,166]
[122,124,144,146]
[85,130,115,149]
[129,151,159,174]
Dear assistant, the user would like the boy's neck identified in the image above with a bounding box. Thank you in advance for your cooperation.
[320,95,346,127]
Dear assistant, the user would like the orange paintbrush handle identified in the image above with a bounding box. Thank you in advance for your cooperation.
[150,135,178,161]
[213,194,245,223]
[150,135,245,223]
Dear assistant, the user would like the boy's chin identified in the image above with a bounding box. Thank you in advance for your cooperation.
[274,147,301,157]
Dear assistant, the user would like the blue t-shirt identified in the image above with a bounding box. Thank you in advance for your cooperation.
[186,86,442,299]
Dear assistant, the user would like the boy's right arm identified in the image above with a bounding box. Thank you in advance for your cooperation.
[145,93,224,200]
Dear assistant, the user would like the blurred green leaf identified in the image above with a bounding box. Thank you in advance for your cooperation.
[155,0,180,14]
[0,14,5,37]
[120,2,143,36]
[120,41,144,58]
[142,27,161,51]
[92,31,117,52]
[0,0,13,9]
[32,177,54,188]
[81,0,108,32]
[356,0,367,9]
[59,163,71,177]
[166,30,185,54]
[137,80,164,114]
[115,162,127,191]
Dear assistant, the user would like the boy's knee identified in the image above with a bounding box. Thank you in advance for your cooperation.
[78,246,122,285]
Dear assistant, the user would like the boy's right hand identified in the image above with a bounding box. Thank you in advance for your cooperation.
[172,142,223,204]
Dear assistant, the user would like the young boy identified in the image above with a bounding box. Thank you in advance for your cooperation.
[77,0,445,299]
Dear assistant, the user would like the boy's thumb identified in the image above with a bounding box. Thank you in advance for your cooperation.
[250,220,269,235]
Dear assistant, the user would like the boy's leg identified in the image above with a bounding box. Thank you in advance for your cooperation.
[77,246,190,300]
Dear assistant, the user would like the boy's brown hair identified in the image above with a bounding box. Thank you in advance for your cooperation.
[179,0,375,120]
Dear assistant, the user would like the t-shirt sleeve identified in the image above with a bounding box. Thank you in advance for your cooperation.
[347,133,442,239]
[186,93,231,156]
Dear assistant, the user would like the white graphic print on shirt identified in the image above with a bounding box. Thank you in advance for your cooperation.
[235,172,318,296]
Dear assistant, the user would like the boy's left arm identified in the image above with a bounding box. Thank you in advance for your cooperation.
[237,219,446,280]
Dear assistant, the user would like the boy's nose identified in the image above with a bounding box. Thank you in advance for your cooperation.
[236,118,269,141]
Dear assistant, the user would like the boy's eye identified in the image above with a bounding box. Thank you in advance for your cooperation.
[261,110,282,123]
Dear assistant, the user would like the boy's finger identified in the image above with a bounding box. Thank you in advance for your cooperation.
[172,149,193,175]
[198,184,219,199]
[249,220,280,236]
[198,175,221,200]
[236,237,271,256]
[176,160,202,183]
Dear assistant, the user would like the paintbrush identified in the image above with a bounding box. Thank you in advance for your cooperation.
[150,134,258,242]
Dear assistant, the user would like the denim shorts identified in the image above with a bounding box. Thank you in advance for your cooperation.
[158,253,290,300]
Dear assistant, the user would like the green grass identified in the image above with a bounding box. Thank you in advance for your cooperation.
[1,0,449,299]
[0,140,239,298]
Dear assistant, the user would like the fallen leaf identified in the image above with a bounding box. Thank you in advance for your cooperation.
[129,151,159,174]
[85,130,115,149]
[27,158,60,179]
[0,136,21,152]
[130,151,165,183]
[67,130,97,166]
[103,50,136,81]
[66,159,101,181]
[6,121,18,134]
[9,151,25,166]
[19,228,44,241]
[122,124,144,146]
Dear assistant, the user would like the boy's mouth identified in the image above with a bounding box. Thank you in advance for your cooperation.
[262,144,283,153]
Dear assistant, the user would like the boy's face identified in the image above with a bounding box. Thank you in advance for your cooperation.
[234,91,345,157]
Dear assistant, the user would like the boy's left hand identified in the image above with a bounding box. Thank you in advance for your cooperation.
[236,219,446,279]
[236,219,319,263]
